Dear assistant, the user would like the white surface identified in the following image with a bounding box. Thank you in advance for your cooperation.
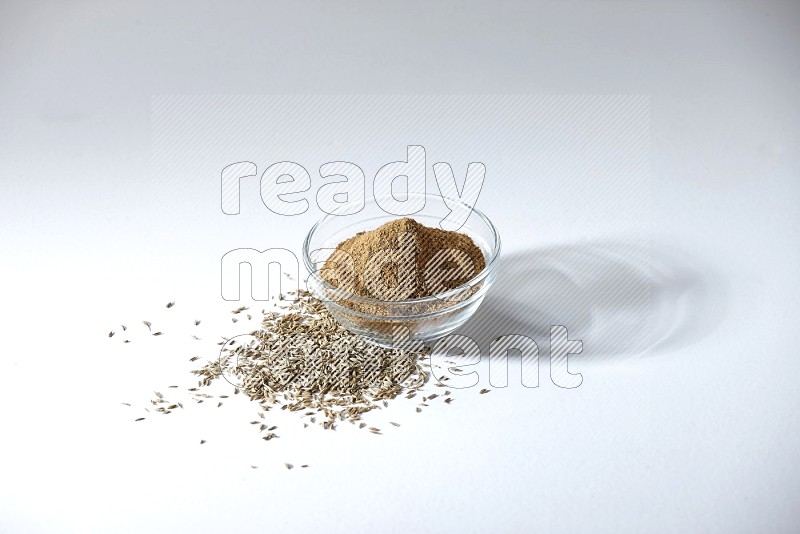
[1,1,799,533]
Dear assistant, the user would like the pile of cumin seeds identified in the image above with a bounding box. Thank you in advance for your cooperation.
[192,290,432,427]
[117,287,472,469]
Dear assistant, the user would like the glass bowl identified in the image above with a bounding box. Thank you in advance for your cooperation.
[302,193,501,348]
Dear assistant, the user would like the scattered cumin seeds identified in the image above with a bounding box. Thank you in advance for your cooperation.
[135,417,145,422]
[108,331,114,337]
[301,465,309,468]
[122,325,127,331]
[285,463,294,470]
[166,301,175,308]
[479,388,490,394]
[143,321,151,331]
[136,291,433,460]
[152,332,163,336]
[445,398,454,404]
[390,422,400,427]
[200,440,206,444]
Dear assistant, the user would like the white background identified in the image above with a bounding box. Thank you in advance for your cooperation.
[1,1,799,533]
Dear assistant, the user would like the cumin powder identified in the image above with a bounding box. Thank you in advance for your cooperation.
[321,217,485,301]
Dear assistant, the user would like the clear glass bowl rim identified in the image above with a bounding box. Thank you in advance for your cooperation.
[301,193,501,308]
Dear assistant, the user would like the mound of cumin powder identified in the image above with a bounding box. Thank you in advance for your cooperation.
[322,217,485,301]
[319,218,486,343]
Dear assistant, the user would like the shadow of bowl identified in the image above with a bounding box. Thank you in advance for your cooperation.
[458,239,727,361]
